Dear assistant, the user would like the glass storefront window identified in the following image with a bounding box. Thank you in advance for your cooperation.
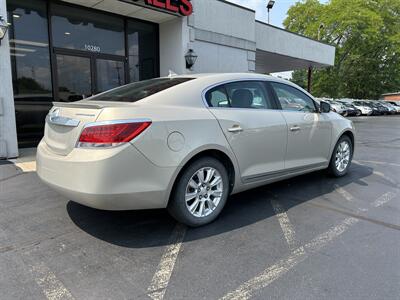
[7,0,53,147]
[56,54,92,102]
[51,4,125,56]
[7,0,52,100]
[96,59,125,93]
[127,20,158,82]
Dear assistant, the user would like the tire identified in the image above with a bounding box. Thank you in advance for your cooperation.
[328,135,353,177]
[168,156,230,227]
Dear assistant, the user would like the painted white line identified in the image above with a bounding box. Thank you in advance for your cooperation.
[31,262,74,300]
[220,217,359,300]
[334,184,354,202]
[220,190,397,300]
[270,199,297,249]
[373,171,399,187]
[333,185,369,212]
[372,191,397,208]
[15,161,37,172]
[356,160,400,168]
[147,224,187,300]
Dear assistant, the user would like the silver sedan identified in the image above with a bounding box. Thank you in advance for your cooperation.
[37,73,355,226]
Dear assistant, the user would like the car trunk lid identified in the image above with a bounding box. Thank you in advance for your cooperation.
[44,102,104,156]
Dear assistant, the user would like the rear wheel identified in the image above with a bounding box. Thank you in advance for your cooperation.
[168,157,229,227]
[328,135,353,177]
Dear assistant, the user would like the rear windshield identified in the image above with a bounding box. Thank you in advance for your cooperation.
[90,78,194,102]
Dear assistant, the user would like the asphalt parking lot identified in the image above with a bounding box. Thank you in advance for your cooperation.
[1,116,399,300]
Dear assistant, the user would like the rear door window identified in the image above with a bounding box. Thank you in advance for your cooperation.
[90,78,194,102]
[205,81,275,109]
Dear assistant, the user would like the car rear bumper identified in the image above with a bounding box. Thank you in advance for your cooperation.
[36,140,177,210]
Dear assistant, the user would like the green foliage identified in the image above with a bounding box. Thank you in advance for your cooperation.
[284,0,400,99]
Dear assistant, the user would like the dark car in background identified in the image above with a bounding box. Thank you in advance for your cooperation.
[338,101,362,116]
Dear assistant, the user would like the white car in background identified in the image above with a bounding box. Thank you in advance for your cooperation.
[37,73,355,227]
[352,102,373,115]
[328,100,348,116]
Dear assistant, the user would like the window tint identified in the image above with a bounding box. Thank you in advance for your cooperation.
[226,81,273,109]
[205,81,274,109]
[90,78,193,102]
[205,86,229,107]
[271,82,316,112]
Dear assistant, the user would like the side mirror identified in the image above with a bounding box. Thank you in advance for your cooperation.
[320,101,331,113]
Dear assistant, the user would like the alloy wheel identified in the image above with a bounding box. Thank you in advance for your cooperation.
[185,167,224,218]
[335,141,351,172]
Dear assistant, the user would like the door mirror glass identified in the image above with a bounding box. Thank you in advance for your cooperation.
[320,101,331,113]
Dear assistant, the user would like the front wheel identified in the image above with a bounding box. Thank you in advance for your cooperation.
[328,135,353,177]
[168,157,229,227]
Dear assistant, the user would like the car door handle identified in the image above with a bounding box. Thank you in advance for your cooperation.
[290,126,301,132]
[228,125,243,133]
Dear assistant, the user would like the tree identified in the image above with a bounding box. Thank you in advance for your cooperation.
[284,0,400,99]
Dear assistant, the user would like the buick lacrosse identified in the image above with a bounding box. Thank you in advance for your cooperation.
[37,73,355,226]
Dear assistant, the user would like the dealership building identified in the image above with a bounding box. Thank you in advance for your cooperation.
[0,0,335,158]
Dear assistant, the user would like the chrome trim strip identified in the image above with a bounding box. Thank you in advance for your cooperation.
[46,115,80,127]
[242,162,327,183]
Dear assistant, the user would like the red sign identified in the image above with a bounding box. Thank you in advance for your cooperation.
[128,0,193,16]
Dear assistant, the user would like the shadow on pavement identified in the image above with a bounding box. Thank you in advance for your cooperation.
[67,162,374,248]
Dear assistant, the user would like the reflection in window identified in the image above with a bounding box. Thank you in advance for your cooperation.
[7,0,52,100]
[96,59,125,93]
[51,4,125,56]
[271,82,316,112]
[56,54,92,102]
[127,20,158,82]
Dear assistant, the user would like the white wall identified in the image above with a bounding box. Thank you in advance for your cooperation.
[0,2,18,158]
[159,18,191,76]
[192,0,255,42]
[191,40,250,73]
[256,22,335,67]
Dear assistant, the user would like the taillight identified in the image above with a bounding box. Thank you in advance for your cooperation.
[77,121,151,148]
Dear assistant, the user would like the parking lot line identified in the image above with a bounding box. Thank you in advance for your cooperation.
[270,199,297,250]
[147,224,187,300]
[356,160,400,168]
[31,262,74,300]
[372,171,399,187]
[334,184,354,202]
[14,161,37,172]
[220,190,397,300]
[220,217,358,300]
[372,191,397,208]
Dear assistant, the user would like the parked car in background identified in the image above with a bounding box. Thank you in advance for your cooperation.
[372,102,390,115]
[352,101,373,116]
[326,100,348,116]
[378,101,399,114]
[337,101,362,116]
[36,73,355,226]
[357,101,381,115]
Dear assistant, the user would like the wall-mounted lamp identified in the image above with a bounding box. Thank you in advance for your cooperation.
[0,16,9,46]
[185,49,198,70]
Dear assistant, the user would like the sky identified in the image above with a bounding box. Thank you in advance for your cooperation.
[226,0,329,28]
[225,0,328,79]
